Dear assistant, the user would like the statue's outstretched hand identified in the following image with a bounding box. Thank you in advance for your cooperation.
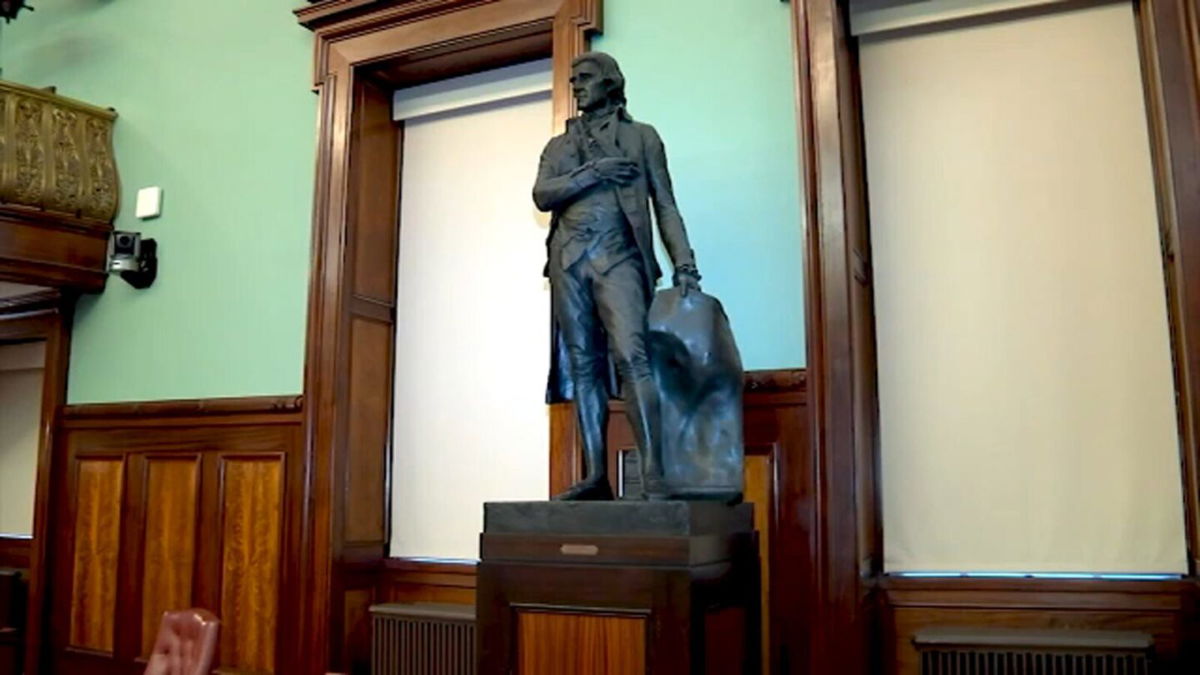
[673,264,702,297]
[593,157,640,186]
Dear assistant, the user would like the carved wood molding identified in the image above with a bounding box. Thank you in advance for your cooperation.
[0,203,112,292]
[0,288,62,316]
[62,395,304,424]
[744,367,807,395]
[296,0,493,33]
[552,0,602,129]
[595,368,807,410]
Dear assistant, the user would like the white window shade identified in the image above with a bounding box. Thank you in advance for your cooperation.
[861,2,1188,573]
[390,63,553,561]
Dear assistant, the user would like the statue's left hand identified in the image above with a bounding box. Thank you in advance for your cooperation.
[673,265,702,297]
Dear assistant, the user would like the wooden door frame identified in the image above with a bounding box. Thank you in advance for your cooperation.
[295,1,601,671]
[792,0,1200,672]
[0,290,73,675]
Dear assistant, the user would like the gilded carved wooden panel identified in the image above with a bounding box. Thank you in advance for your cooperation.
[0,80,118,222]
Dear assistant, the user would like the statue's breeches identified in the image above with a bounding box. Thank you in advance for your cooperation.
[550,254,651,386]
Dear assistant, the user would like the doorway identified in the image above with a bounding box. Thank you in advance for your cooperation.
[0,283,70,675]
[0,340,45,539]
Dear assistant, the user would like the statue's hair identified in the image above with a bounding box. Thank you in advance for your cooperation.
[571,51,627,106]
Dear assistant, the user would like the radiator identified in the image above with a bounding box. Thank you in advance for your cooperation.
[371,602,476,675]
[914,628,1154,675]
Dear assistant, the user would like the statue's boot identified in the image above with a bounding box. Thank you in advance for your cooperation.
[553,476,614,501]
[553,380,614,501]
[627,379,668,499]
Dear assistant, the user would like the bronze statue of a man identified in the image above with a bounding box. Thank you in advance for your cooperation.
[534,51,701,501]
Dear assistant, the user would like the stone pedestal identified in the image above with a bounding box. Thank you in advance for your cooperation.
[476,501,760,675]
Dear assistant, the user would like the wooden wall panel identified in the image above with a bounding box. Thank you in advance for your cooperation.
[517,611,645,675]
[744,446,775,675]
[349,80,400,304]
[548,403,580,495]
[67,458,124,654]
[48,397,303,675]
[705,608,747,675]
[344,317,391,547]
[139,457,199,657]
[744,375,813,675]
[342,587,373,672]
[219,456,284,673]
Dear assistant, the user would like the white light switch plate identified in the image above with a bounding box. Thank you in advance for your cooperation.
[135,186,162,219]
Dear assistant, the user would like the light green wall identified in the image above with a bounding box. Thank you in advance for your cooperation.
[1,0,316,403]
[596,0,806,369]
[0,0,801,404]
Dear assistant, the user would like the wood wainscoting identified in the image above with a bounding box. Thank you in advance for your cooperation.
[46,396,304,675]
[378,559,477,607]
[881,576,1200,674]
[347,369,809,674]
[334,560,479,675]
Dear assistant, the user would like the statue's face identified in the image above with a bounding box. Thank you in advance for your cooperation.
[571,61,610,112]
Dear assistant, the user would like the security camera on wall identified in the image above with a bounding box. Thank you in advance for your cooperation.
[0,0,33,23]
[107,231,157,289]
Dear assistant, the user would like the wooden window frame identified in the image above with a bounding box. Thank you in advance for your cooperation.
[792,0,1200,672]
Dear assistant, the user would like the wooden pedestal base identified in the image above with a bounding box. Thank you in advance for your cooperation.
[477,501,760,675]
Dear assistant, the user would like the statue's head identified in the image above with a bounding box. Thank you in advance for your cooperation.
[571,52,626,113]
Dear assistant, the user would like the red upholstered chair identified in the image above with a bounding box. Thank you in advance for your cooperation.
[142,609,220,675]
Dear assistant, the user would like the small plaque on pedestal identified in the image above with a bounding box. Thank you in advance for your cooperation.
[477,501,760,675]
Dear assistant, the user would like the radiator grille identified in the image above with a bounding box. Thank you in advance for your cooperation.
[371,602,476,675]
[915,628,1154,675]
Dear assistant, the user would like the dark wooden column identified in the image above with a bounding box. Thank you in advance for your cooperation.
[791,0,881,673]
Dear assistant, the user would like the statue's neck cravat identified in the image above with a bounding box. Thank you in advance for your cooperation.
[579,107,624,160]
